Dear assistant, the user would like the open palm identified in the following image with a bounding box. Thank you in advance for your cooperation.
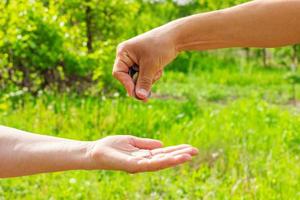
[89,135,198,173]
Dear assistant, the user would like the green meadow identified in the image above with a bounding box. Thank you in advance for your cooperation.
[1,63,300,200]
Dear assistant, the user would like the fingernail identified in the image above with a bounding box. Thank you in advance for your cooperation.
[137,89,148,98]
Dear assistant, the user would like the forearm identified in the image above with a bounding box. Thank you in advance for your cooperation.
[162,0,300,51]
[0,126,92,178]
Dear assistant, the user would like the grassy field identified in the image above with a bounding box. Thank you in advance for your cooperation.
[1,64,300,199]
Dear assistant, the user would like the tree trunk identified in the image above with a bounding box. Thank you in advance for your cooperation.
[85,1,93,53]
[19,65,31,91]
[262,48,267,67]
[244,48,250,63]
[291,45,298,72]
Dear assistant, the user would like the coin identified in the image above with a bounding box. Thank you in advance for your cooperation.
[131,150,152,158]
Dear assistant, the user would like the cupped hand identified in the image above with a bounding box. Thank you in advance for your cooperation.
[112,28,178,102]
[88,135,198,173]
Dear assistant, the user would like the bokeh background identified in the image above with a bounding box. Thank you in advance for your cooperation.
[1,0,300,199]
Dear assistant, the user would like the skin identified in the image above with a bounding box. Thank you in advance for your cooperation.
[0,126,198,178]
[113,0,300,101]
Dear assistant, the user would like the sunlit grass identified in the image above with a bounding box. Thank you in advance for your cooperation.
[1,66,300,199]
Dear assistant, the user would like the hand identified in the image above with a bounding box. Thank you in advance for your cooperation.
[88,135,198,173]
[113,28,178,102]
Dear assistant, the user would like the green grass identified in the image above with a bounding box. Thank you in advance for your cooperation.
[1,66,300,199]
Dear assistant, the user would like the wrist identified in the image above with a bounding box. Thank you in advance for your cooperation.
[146,24,180,55]
[76,141,98,170]
[160,19,187,52]
[50,140,96,171]
[83,140,108,171]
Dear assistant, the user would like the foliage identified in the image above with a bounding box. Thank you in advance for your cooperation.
[0,0,298,96]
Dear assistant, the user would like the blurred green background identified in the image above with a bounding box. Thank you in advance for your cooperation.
[1,0,300,199]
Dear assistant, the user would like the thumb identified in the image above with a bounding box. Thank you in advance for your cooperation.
[135,60,157,100]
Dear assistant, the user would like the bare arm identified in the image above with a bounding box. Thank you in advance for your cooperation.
[173,0,300,51]
[0,126,91,177]
[0,126,198,178]
[113,0,300,101]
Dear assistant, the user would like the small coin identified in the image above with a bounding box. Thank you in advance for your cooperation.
[131,150,152,158]
[128,64,139,84]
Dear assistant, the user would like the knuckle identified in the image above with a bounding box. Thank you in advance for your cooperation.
[117,42,129,56]
[112,70,117,78]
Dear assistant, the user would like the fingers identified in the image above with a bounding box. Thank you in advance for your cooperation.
[130,145,198,159]
[152,147,198,159]
[113,59,135,96]
[135,60,157,101]
[112,46,135,96]
[150,144,192,155]
[130,136,163,150]
[127,144,199,173]
[135,153,192,172]
[113,41,163,101]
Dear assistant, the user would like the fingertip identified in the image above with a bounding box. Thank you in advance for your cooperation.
[149,139,163,149]
[127,88,135,98]
[159,141,164,147]
[154,140,164,148]
[184,147,199,156]
[136,89,149,100]
[175,154,192,162]
[191,147,199,155]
